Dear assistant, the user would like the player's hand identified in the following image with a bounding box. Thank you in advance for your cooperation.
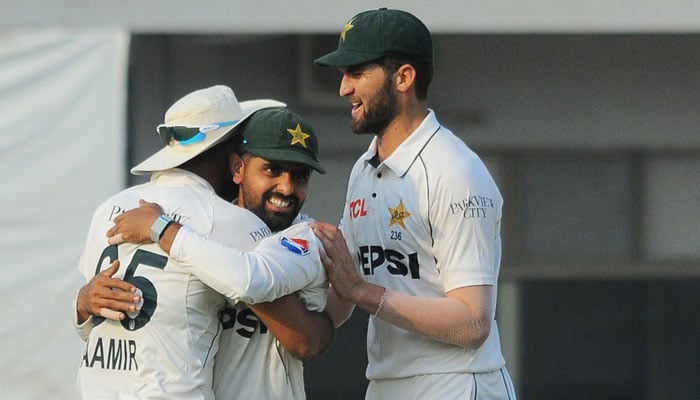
[311,221,364,301]
[76,260,140,323]
[107,199,164,245]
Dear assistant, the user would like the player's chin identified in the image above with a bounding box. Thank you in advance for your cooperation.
[266,212,296,232]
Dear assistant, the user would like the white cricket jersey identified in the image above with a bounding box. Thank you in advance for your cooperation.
[213,214,324,400]
[75,169,326,399]
[340,110,506,380]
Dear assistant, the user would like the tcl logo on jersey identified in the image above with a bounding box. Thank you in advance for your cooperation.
[358,245,420,279]
[349,198,367,219]
[219,306,268,338]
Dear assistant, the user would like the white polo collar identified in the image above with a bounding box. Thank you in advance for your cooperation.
[361,109,441,177]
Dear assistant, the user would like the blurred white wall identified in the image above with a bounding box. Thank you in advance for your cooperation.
[2,0,700,34]
[0,30,128,400]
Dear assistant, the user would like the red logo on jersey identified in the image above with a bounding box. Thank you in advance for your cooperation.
[349,198,367,219]
[280,236,310,256]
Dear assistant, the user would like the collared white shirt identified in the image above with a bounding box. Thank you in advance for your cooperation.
[213,214,319,400]
[340,110,506,380]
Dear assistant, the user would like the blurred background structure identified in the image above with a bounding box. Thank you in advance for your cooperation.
[1,1,699,399]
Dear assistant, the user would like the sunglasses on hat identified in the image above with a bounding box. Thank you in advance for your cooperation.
[156,119,239,146]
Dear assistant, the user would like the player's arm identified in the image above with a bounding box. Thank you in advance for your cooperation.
[323,286,355,328]
[311,221,492,349]
[76,260,140,323]
[248,295,334,360]
[107,200,326,305]
[316,239,355,328]
[106,200,174,250]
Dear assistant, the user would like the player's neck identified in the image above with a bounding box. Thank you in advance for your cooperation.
[375,106,428,162]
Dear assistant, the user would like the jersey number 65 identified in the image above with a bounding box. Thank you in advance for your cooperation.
[92,244,167,331]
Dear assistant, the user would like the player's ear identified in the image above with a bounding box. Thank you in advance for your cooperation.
[395,64,416,94]
[230,153,245,184]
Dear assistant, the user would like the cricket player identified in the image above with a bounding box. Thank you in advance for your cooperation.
[311,8,517,399]
[88,108,333,399]
[74,86,327,399]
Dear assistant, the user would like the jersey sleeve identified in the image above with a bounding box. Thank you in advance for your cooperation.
[76,206,108,279]
[430,159,503,292]
[72,291,93,341]
[296,273,328,312]
[73,205,109,340]
[169,221,327,304]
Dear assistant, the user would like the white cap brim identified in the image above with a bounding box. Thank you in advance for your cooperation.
[131,99,285,175]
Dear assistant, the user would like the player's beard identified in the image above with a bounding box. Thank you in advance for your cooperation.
[352,73,398,136]
[245,189,301,232]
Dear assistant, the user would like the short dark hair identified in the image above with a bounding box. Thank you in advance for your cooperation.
[230,129,246,155]
[377,56,433,101]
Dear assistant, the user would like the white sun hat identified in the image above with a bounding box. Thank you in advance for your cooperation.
[131,85,285,175]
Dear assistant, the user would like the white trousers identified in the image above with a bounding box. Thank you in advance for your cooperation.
[366,367,517,400]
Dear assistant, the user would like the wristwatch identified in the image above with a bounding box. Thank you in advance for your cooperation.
[150,214,173,243]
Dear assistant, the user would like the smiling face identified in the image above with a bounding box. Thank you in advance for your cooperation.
[339,62,399,136]
[233,153,311,232]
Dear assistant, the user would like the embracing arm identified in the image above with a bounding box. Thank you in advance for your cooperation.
[248,295,334,360]
[106,200,177,253]
[312,221,492,348]
[106,201,333,356]
[323,287,355,328]
[74,260,141,340]
[76,260,140,323]
[107,200,326,305]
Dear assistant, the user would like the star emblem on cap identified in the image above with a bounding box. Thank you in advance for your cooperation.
[340,19,354,41]
[287,123,310,148]
[388,200,411,228]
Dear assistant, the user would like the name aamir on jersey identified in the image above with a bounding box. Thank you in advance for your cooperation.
[81,336,138,371]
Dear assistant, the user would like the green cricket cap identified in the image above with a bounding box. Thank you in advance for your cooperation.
[240,108,325,174]
[314,8,433,67]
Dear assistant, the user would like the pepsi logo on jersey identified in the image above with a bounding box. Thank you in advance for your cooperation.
[219,306,268,338]
[359,245,420,279]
